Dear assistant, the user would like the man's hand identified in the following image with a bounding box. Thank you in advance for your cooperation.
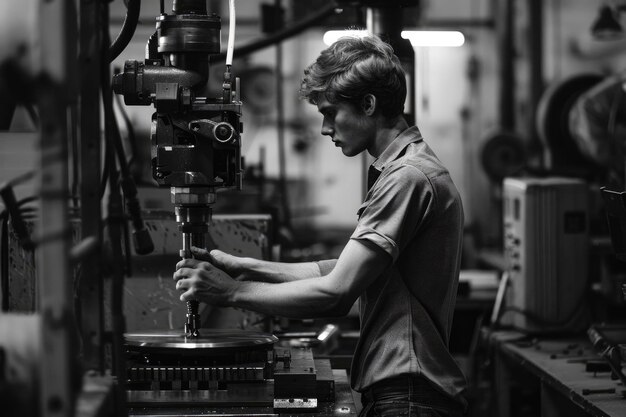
[189,246,249,280]
[173,257,240,305]
[190,246,325,284]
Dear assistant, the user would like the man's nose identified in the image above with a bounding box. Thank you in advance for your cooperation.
[321,123,333,136]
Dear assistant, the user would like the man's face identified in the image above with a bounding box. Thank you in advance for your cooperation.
[316,96,373,157]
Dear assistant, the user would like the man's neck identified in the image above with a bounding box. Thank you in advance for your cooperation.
[368,117,410,158]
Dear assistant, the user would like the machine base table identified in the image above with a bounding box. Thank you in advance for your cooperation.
[128,369,357,416]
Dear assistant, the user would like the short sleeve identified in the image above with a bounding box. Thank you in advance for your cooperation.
[350,164,435,262]
[316,259,337,276]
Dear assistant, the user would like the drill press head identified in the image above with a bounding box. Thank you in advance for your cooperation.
[112,0,243,194]
[112,0,243,337]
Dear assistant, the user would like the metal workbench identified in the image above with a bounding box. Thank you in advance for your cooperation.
[489,330,626,417]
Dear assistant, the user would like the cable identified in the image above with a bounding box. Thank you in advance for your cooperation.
[100,138,112,198]
[108,0,141,62]
[499,288,590,329]
[211,4,341,61]
[226,0,236,67]
[0,173,36,250]
[113,90,138,168]
[102,24,154,255]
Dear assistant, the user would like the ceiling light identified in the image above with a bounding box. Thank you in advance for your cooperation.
[401,30,465,47]
[322,30,465,47]
[322,30,370,46]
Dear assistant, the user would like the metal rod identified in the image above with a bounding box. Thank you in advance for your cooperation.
[182,232,192,259]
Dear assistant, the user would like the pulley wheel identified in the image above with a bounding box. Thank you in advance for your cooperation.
[481,131,526,182]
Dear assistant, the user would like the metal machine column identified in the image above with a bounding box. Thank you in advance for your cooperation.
[38,0,77,416]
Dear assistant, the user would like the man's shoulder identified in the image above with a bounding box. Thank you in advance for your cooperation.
[385,144,450,182]
[375,146,458,203]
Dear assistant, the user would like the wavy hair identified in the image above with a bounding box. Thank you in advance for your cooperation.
[299,35,406,118]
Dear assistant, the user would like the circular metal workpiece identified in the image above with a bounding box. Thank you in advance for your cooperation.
[125,328,278,350]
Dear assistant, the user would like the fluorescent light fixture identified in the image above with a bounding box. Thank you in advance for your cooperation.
[323,30,370,46]
[401,30,465,47]
[323,30,465,47]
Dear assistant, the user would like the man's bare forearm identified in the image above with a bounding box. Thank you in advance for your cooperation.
[227,242,385,318]
[241,259,327,283]
[228,277,349,318]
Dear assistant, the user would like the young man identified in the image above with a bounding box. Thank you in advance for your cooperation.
[173,35,467,416]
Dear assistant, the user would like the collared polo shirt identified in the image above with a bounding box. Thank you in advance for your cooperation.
[318,126,467,403]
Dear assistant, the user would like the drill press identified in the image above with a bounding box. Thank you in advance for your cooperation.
[113,0,242,337]
[106,2,358,413]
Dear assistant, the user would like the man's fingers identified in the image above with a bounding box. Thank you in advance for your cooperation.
[175,277,187,290]
[208,249,229,265]
[175,277,199,299]
[208,250,240,273]
[173,267,196,281]
[176,258,202,270]
[190,246,212,261]
[179,287,195,302]
[188,248,240,276]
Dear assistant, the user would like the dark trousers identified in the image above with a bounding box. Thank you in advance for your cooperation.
[358,375,467,417]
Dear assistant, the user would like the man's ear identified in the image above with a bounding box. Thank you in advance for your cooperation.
[361,94,376,116]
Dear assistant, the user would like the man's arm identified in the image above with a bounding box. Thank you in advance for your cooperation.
[175,240,389,318]
[190,247,332,283]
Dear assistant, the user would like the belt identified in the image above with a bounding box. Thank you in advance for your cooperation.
[361,375,467,415]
